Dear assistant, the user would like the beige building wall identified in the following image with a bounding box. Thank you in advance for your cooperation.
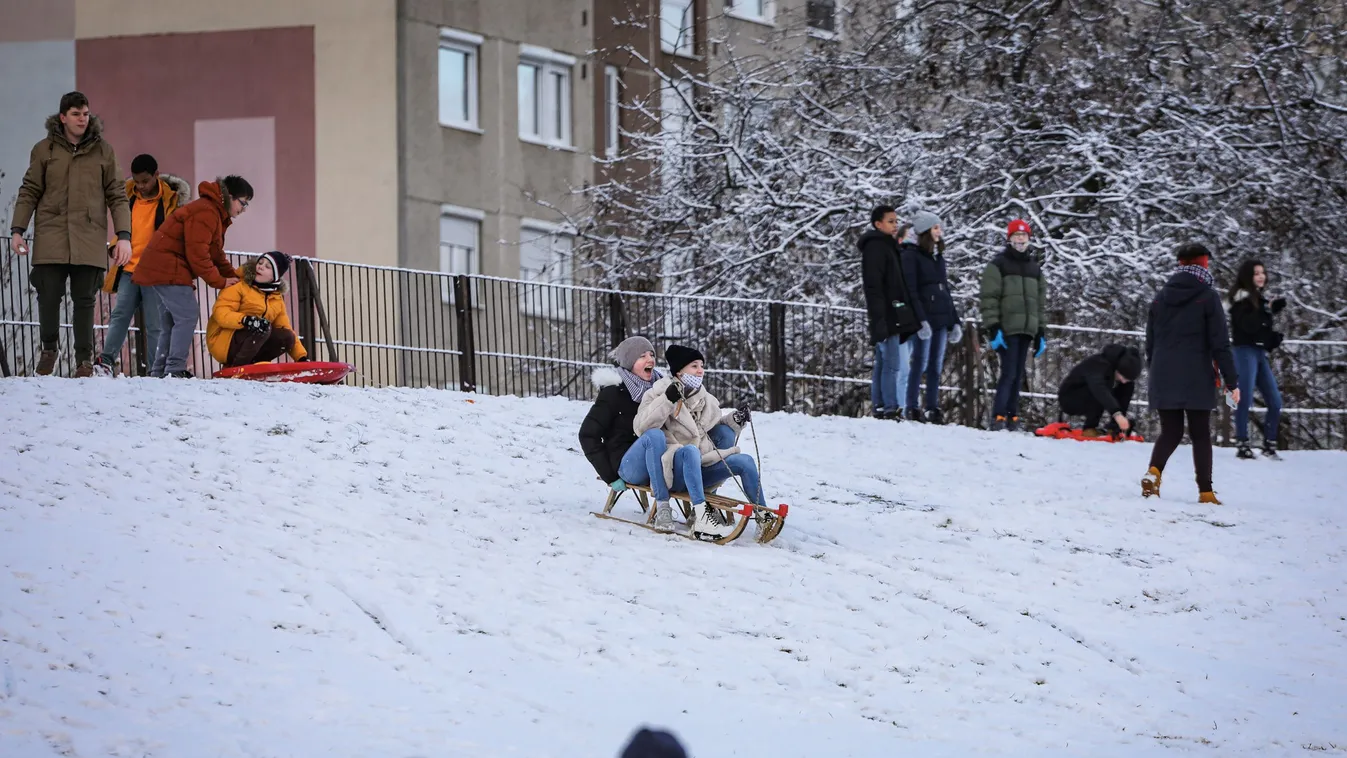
[75,0,400,268]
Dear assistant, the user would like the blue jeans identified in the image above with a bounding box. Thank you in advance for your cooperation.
[870,335,912,413]
[669,443,762,506]
[906,328,948,412]
[618,425,738,502]
[992,334,1032,418]
[99,271,162,369]
[1233,345,1282,443]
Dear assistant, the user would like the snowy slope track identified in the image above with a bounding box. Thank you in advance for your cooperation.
[1,378,1344,757]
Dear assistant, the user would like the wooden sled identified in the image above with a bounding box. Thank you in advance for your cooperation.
[594,483,788,545]
[1034,421,1144,443]
[213,361,354,385]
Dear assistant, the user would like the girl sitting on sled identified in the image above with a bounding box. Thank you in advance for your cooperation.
[206,251,309,368]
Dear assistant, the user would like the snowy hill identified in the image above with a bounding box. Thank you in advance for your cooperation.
[0,378,1344,758]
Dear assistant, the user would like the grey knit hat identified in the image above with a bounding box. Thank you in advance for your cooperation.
[612,336,655,371]
[911,211,942,235]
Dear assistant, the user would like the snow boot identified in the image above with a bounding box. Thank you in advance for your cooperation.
[691,502,733,540]
[1236,441,1255,460]
[74,360,95,378]
[1081,427,1104,439]
[1141,466,1162,498]
[1198,491,1223,505]
[1261,440,1280,460]
[906,407,924,422]
[1006,415,1021,432]
[166,369,194,379]
[924,408,944,425]
[873,409,896,421]
[652,501,675,532]
[91,358,114,378]
[990,415,1007,432]
[36,349,58,376]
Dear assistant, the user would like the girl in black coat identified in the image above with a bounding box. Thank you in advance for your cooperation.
[1227,258,1286,459]
[900,211,963,422]
[1142,243,1240,504]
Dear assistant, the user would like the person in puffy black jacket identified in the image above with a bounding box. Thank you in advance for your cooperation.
[1141,242,1240,504]
[1227,258,1286,459]
[900,211,962,422]
[1058,343,1143,434]
[579,336,669,492]
[859,205,920,419]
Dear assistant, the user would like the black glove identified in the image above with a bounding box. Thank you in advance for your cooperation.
[1267,332,1284,351]
[241,315,270,333]
[665,383,683,403]
[733,401,752,425]
[1270,297,1287,314]
[295,356,311,363]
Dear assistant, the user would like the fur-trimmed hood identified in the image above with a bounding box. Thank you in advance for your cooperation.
[591,366,622,388]
[44,113,105,151]
[125,173,192,206]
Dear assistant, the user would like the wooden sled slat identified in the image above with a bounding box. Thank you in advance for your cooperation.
[595,483,788,545]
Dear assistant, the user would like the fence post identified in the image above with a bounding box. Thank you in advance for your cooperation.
[962,319,979,428]
[608,291,626,348]
[454,275,477,392]
[0,336,10,377]
[296,259,317,352]
[768,302,786,412]
[296,260,340,362]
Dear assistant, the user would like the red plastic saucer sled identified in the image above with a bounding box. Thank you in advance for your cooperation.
[1034,421,1144,443]
[212,361,354,385]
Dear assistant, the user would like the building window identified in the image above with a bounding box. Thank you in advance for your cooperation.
[440,207,483,305]
[661,78,694,187]
[727,0,774,24]
[604,65,621,158]
[661,0,695,57]
[438,28,482,131]
[806,0,836,35]
[518,45,575,147]
[519,221,574,320]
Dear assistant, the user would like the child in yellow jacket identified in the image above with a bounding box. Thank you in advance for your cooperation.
[207,251,309,367]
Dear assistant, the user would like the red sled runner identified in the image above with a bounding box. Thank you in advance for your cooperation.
[1034,421,1144,443]
[213,361,354,385]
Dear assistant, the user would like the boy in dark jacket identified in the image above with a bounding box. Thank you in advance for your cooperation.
[1141,242,1240,504]
[1058,344,1142,437]
[980,219,1047,430]
[859,205,920,420]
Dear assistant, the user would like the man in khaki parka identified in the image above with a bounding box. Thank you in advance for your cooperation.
[9,91,132,377]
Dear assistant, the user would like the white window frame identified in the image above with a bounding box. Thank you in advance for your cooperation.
[805,0,839,39]
[518,219,575,321]
[660,78,695,188]
[438,28,482,132]
[660,0,696,58]
[439,205,484,306]
[604,65,621,158]
[727,0,775,25]
[518,45,576,148]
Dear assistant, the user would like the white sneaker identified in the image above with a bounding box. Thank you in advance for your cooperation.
[652,502,674,532]
[91,361,114,378]
[692,502,733,539]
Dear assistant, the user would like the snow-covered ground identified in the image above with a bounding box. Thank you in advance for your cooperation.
[0,377,1343,757]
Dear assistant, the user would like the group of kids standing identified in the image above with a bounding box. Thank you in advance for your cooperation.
[9,91,308,380]
[859,204,1290,503]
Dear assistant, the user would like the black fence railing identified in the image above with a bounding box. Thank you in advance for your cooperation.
[4,237,1345,450]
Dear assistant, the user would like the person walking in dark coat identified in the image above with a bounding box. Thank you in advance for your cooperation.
[980,219,1047,431]
[1058,343,1142,436]
[1141,242,1240,504]
[900,211,962,423]
[1227,258,1285,460]
[859,205,920,420]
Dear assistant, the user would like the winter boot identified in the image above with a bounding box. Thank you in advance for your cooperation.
[1081,427,1104,439]
[36,349,58,376]
[906,407,924,422]
[691,502,733,540]
[1235,442,1255,460]
[990,415,1007,432]
[1006,415,1021,432]
[91,358,114,378]
[1141,466,1162,498]
[1261,440,1280,460]
[74,360,95,378]
[924,408,944,425]
[1198,491,1223,505]
[166,369,194,379]
[872,408,895,421]
[652,501,675,532]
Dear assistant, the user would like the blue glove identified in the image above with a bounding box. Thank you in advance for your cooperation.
[917,321,932,341]
[1035,335,1047,357]
[609,479,627,493]
[988,330,1007,351]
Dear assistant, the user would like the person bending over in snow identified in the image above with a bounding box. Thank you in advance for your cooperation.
[1057,343,1142,437]
[633,345,760,539]
[206,251,309,368]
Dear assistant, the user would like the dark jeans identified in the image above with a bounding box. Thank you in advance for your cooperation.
[1149,409,1214,492]
[992,334,1032,418]
[31,264,102,363]
[1060,381,1135,429]
[225,325,296,367]
[906,328,948,412]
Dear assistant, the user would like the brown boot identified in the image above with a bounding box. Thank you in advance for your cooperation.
[1198,491,1222,505]
[36,350,58,376]
[1141,466,1162,498]
[74,360,95,378]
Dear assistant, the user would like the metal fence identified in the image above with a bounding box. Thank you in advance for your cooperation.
[4,237,1345,449]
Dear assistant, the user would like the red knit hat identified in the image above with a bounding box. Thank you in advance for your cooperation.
[1007,219,1031,237]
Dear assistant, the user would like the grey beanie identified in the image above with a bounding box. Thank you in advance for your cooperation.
[911,211,942,235]
[612,336,655,371]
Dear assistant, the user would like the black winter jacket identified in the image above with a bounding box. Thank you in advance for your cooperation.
[900,242,960,329]
[1059,344,1134,416]
[1145,271,1239,411]
[859,229,920,344]
[578,368,644,484]
[1229,288,1284,351]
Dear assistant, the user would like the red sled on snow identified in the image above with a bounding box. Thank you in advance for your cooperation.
[1034,421,1144,443]
[212,361,354,385]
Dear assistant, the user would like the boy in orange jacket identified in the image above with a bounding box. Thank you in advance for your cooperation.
[207,251,309,367]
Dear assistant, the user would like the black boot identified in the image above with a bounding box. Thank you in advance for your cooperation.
[1261,440,1280,459]
[1236,441,1255,460]
[924,408,944,425]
